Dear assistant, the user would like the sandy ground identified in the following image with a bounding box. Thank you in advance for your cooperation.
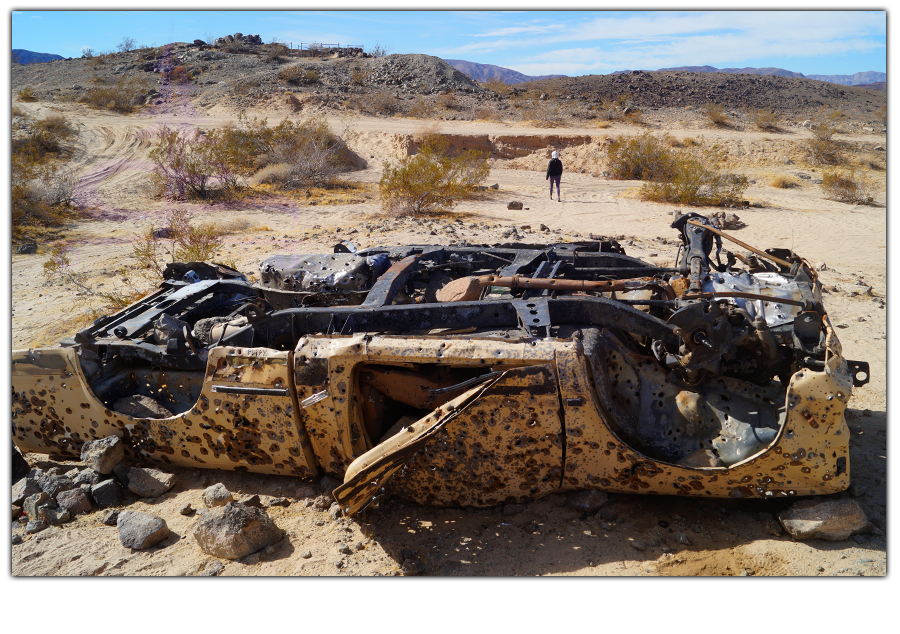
[9,96,888,579]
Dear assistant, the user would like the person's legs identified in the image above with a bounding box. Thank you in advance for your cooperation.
[551,175,561,200]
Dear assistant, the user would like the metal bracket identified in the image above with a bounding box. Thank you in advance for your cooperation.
[513,299,552,338]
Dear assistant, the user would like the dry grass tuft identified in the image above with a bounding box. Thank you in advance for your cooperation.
[769,175,799,189]
[821,169,874,204]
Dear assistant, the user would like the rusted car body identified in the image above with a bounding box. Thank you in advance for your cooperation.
[12,213,868,515]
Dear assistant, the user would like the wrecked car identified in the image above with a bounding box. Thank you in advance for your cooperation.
[12,213,869,515]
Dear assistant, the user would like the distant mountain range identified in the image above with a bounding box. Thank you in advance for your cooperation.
[614,65,885,87]
[12,49,65,64]
[443,59,565,84]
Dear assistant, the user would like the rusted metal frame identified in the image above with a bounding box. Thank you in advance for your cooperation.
[681,291,809,308]
[521,260,553,301]
[571,251,654,270]
[687,219,793,270]
[84,340,208,371]
[512,298,552,338]
[498,249,546,278]
[357,254,422,308]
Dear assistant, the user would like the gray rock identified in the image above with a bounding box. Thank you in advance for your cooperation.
[26,520,48,534]
[566,489,609,513]
[778,498,872,541]
[507,201,524,210]
[151,314,190,348]
[40,506,72,526]
[675,532,691,545]
[23,492,52,521]
[12,533,23,545]
[37,474,74,497]
[329,502,343,520]
[80,436,125,474]
[12,477,42,505]
[117,510,170,550]
[179,502,194,515]
[312,495,333,511]
[90,479,124,508]
[338,544,353,555]
[72,469,101,486]
[301,550,312,559]
[294,485,317,499]
[202,483,234,507]
[13,504,22,521]
[112,462,131,486]
[267,496,290,507]
[202,560,225,576]
[113,395,173,419]
[126,467,177,497]
[192,502,284,560]
[16,243,38,255]
[849,483,867,498]
[401,558,425,575]
[103,509,120,526]
[759,513,783,536]
[241,494,263,508]
[629,540,647,551]
[781,156,794,164]
[56,488,92,515]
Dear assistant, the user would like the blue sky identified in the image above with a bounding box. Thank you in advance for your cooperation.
[10,8,886,77]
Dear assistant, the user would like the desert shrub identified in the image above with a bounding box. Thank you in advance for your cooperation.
[482,76,510,95]
[474,107,501,122]
[250,162,291,186]
[751,108,780,131]
[769,175,798,188]
[624,109,644,125]
[379,133,490,215]
[522,100,566,127]
[702,103,730,127]
[437,92,459,111]
[17,86,37,102]
[170,65,191,84]
[369,42,390,58]
[876,105,886,127]
[803,109,844,165]
[78,75,148,113]
[820,169,874,204]
[641,156,748,206]
[606,132,678,180]
[148,126,232,199]
[857,153,884,170]
[81,46,94,58]
[681,137,700,147]
[285,93,302,112]
[266,43,290,63]
[351,67,370,86]
[345,91,398,116]
[130,209,226,282]
[43,244,148,312]
[278,66,318,85]
[407,96,434,118]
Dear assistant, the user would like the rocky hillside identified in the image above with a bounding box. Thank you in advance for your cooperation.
[444,59,565,84]
[12,49,64,64]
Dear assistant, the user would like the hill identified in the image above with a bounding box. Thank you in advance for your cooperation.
[444,59,565,84]
[614,65,886,88]
[807,71,886,86]
[12,49,64,64]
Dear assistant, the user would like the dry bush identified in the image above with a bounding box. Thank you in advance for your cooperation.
[606,132,678,180]
[379,133,490,215]
[803,109,844,165]
[17,86,38,102]
[345,91,398,116]
[641,158,748,206]
[474,107,501,122]
[131,209,226,281]
[78,76,148,113]
[407,96,434,118]
[820,169,874,204]
[265,43,290,63]
[522,101,566,127]
[595,120,612,129]
[43,244,149,312]
[351,67,370,86]
[856,153,884,170]
[702,103,730,127]
[624,109,645,125]
[278,65,318,85]
[681,137,700,147]
[170,65,191,84]
[285,93,302,112]
[250,162,291,186]
[483,76,511,95]
[876,105,886,127]
[751,108,781,131]
[769,175,799,188]
[437,92,459,111]
[369,42,390,58]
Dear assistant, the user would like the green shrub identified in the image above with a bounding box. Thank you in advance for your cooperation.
[702,103,730,127]
[751,108,780,131]
[379,134,490,215]
[640,156,748,206]
[78,76,148,113]
[821,169,873,204]
[16,86,37,102]
[606,132,678,180]
[803,109,844,165]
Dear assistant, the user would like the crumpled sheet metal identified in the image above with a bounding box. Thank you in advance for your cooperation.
[11,346,318,477]
[557,323,851,498]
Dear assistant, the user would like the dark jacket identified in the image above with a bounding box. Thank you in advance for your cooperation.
[546,158,563,179]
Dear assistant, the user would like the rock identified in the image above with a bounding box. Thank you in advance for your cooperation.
[675,532,692,545]
[37,473,74,497]
[202,560,225,576]
[72,469,101,486]
[301,550,312,559]
[435,276,482,302]
[629,540,647,551]
[329,502,343,520]
[179,502,194,515]
[489,183,499,190]
[781,156,794,164]
[319,475,342,493]
[192,502,284,560]
[759,513,783,536]
[15,243,37,254]
[241,494,263,508]
[202,483,234,507]
[502,503,526,516]
[26,520,48,534]
[40,506,72,526]
[874,145,884,151]
[401,558,425,575]
[12,533,23,545]
[849,483,867,498]
[103,509,120,526]
[566,489,609,513]
[90,479,124,508]
[338,544,353,555]
[312,495,333,511]
[193,39,206,46]
[507,201,524,210]
[815,261,827,272]
[355,541,365,551]
[267,497,291,508]
[778,498,872,541]
[12,477,42,505]
[13,447,30,483]
[152,313,189,347]
[117,510,170,550]
[113,395,173,419]
[112,462,131,486]
[80,436,125,474]
[56,488,92,515]
[294,485,317,499]
[23,492,52,521]
[126,467,177,498]
[13,504,22,521]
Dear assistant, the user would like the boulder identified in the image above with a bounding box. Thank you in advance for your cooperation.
[72,468,101,487]
[778,498,872,541]
[12,477,42,505]
[117,510,170,550]
[37,474,74,497]
[90,479,124,508]
[202,483,234,507]
[15,243,38,255]
[56,488,93,515]
[80,436,125,474]
[127,467,177,498]
[113,395,173,419]
[507,201,524,210]
[40,506,72,526]
[23,492,52,521]
[565,489,609,513]
[192,502,284,560]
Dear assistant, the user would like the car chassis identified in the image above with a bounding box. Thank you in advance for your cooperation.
[12,213,869,515]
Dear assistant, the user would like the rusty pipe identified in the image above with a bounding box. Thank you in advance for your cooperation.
[477,275,659,293]
[685,219,793,269]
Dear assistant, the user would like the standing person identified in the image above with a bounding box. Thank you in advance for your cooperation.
[546,150,563,201]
